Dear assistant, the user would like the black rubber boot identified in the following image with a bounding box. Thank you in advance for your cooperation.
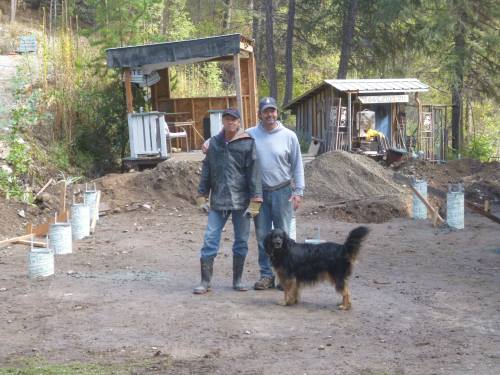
[193,257,214,294]
[232,255,248,291]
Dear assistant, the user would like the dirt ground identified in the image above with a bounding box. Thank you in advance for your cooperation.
[1,154,500,374]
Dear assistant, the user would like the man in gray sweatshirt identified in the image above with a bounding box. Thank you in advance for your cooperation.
[249,97,305,290]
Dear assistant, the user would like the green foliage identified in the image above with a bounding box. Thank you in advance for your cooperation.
[72,74,129,175]
[48,143,71,171]
[0,65,39,204]
[6,137,31,175]
[162,0,196,41]
[84,0,164,48]
[170,62,231,98]
[464,135,494,162]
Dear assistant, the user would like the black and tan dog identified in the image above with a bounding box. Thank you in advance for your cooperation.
[264,226,369,309]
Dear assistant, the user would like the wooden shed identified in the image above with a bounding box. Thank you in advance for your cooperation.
[284,79,429,154]
[106,34,258,151]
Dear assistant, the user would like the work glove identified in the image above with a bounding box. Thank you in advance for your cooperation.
[196,196,210,213]
[244,201,261,218]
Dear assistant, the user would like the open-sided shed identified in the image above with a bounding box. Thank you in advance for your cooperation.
[106,34,258,150]
[284,78,429,153]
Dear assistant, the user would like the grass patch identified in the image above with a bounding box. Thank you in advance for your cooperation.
[0,356,172,375]
[0,362,117,375]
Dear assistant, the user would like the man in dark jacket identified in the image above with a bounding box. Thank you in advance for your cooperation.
[194,108,262,294]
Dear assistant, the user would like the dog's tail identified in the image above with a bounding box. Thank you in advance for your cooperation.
[342,226,369,262]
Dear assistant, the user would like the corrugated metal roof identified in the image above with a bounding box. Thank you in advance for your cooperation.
[284,78,429,110]
[106,34,251,70]
[325,78,429,93]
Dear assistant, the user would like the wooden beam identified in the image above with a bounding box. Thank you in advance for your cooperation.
[415,92,422,151]
[13,240,46,247]
[247,52,258,127]
[465,201,500,224]
[35,178,54,197]
[409,184,445,226]
[233,53,244,128]
[124,68,133,113]
[0,234,33,247]
[426,186,500,225]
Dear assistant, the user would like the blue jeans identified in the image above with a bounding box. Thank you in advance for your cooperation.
[200,209,250,260]
[254,185,293,277]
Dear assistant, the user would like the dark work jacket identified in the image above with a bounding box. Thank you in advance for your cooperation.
[198,129,262,211]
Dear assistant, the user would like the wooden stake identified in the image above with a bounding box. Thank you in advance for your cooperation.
[25,211,69,236]
[409,184,445,226]
[59,180,67,213]
[484,200,491,213]
[90,190,101,235]
[35,178,54,197]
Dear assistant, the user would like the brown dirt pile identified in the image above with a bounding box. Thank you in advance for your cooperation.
[395,158,500,204]
[304,151,410,222]
[95,158,203,210]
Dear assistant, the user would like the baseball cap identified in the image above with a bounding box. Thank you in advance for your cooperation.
[259,97,278,112]
[222,108,240,119]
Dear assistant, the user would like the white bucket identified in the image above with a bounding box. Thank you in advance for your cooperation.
[84,190,99,223]
[49,222,72,254]
[28,248,54,278]
[71,203,90,240]
[412,179,428,220]
[447,191,464,229]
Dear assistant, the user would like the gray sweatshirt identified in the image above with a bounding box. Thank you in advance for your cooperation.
[247,121,305,196]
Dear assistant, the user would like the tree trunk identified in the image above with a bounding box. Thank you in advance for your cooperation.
[451,3,466,153]
[337,0,358,79]
[265,0,278,100]
[251,0,263,79]
[283,0,296,106]
[162,0,171,35]
[222,0,233,31]
[11,0,16,23]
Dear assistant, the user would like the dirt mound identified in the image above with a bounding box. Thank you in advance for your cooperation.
[304,151,409,222]
[395,158,500,203]
[96,158,202,210]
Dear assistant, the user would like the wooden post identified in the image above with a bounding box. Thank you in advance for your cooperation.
[233,53,244,128]
[59,180,67,213]
[124,68,133,113]
[347,92,352,151]
[247,52,258,127]
[415,92,422,151]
